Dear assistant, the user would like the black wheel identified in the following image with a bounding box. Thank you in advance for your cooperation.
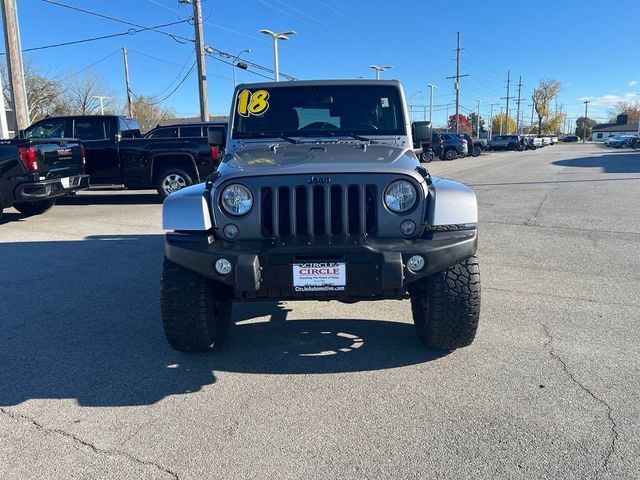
[156,168,194,199]
[409,256,481,349]
[444,148,457,161]
[13,199,56,216]
[471,146,481,157]
[161,259,233,352]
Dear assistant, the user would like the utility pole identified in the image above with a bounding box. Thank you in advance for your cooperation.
[582,100,589,143]
[515,75,522,135]
[489,103,496,140]
[499,107,504,135]
[122,47,134,118]
[476,99,480,137]
[192,0,209,121]
[446,32,468,133]
[530,100,535,133]
[1,0,29,131]
[501,70,514,134]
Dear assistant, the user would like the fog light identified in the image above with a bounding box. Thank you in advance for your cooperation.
[215,258,232,275]
[400,219,416,236]
[223,223,239,240]
[407,255,425,272]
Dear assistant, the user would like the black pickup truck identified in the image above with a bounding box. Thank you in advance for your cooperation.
[22,115,221,198]
[0,137,89,222]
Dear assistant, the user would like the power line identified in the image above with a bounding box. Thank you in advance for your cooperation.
[0,19,191,55]
[58,48,121,81]
[134,61,197,105]
[42,0,194,44]
[42,0,297,81]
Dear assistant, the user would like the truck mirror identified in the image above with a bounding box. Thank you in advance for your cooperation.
[412,121,432,144]
[18,129,26,139]
[207,126,225,147]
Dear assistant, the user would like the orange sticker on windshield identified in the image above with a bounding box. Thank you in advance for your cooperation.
[237,89,270,117]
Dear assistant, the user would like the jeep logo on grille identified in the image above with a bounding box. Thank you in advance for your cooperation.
[307,176,331,185]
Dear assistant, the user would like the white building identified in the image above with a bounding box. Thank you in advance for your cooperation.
[591,114,638,142]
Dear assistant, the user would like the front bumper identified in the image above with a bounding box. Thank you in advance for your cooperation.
[15,175,90,201]
[165,228,477,300]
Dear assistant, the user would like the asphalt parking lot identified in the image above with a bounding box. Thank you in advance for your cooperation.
[1,143,639,479]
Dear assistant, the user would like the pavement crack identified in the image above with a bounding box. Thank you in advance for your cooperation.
[0,407,179,479]
[540,324,618,474]
[524,189,552,226]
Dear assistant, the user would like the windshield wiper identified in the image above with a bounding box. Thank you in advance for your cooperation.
[277,135,300,144]
[347,133,375,143]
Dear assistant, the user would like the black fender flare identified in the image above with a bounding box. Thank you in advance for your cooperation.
[150,152,200,183]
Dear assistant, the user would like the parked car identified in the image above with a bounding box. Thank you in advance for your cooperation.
[607,135,637,148]
[488,135,523,151]
[461,134,482,156]
[562,135,579,142]
[161,79,481,352]
[432,132,468,160]
[22,115,222,198]
[0,134,89,222]
[604,135,626,147]
[540,136,552,147]
[523,135,543,150]
[144,121,227,140]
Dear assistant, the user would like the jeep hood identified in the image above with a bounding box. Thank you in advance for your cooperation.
[217,143,421,180]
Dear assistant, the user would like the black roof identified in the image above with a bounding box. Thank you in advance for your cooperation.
[592,123,639,133]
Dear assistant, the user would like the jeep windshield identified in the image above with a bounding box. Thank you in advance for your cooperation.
[232,84,405,139]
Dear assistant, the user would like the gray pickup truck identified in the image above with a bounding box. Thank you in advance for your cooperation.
[160,80,480,352]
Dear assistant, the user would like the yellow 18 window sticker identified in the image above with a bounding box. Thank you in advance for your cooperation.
[237,89,270,117]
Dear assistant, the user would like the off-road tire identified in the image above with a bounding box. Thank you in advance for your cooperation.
[161,259,233,352]
[13,199,56,216]
[410,255,480,349]
[443,148,457,161]
[156,168,194,199]
[471,146,481,157]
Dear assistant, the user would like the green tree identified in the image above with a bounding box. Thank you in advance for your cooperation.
[575,117,597,140]
[467,112,485,136]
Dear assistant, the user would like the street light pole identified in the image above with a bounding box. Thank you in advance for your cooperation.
[231,48,250,89]
[427,84,437,123]
[409,90,422,121]
[259,29,296,81]
[92,96,109,115]
[369,65,392,80]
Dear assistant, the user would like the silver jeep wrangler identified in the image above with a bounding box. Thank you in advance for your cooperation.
[161,80,480,352]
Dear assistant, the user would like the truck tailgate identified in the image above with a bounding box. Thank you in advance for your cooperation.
[30,139,84,180]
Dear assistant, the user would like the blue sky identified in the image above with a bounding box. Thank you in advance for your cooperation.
[9,0,640,127]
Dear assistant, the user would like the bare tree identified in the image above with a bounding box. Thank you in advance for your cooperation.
[129,95,176,133]
[65,69,114,115]
[1,60,68,123]
[607,101,640,124]
[532,79,561,134]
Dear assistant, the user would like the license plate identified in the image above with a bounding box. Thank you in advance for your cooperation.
[293,262,346,293]
[60,177,70,188]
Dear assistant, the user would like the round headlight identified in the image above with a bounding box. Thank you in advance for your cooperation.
[221,184,253,216]
[384,180,417,213]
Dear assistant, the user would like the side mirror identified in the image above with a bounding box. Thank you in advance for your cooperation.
[18,129,26,139]
[412,121,432,144]
[207,126,226,147]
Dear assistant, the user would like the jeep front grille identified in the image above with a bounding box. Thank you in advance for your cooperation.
[259,184,378,238]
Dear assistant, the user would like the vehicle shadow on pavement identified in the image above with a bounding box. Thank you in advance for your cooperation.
[0,235,443,408]
[57,192,162,206]
[553,151,640,174]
